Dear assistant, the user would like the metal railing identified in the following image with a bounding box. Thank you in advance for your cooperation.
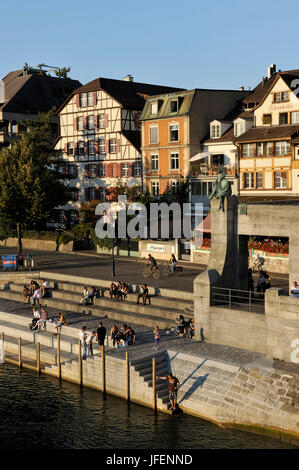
[211,286,265,314]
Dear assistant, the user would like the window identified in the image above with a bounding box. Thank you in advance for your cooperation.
[257,142,272,156]
[99,137,105,155]
[291,111,299,124]
[122,163,128,177]
[169,124,179,142]
[90,164,97,178]
[150,102,158,115]
[78,141,85,156]
[88,141,95,156]
[87,92,94,106]
[11,121,17,134]
[149,126,158,144]
[211,125,220,138]
[150,154,159,171]
[211,154,224,165]
[151,181,159,196]
[273,91,289,103]
[99,163,105,177]
[67,143,74,155]
[274,141,290,156]
[263,114,272,125]
[98,114,105,128]
[80,93,87,107]
[170,100,178,112]
[274,171,287,188]
[89,187,96,200]
[68,164,77,177]
[256,172,263,189]
[242,143,254,157]
[244,172,254,189]
[234,123,243,137]
[109,138,117,153]
[171,180,180,191]
[77,117,84,130]
[279,113,288,125]
[134,160,142,176]
[87,115,95,130]
[170,153,179,170]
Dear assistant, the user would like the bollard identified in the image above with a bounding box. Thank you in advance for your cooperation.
[152,357,156,412]
[126,352,130,403]
[36,342,40,374]
[18,337,22,368]
[78,339,82,386]
[57,335,61,381]
[0,332,4,364]
[101,345,106,395]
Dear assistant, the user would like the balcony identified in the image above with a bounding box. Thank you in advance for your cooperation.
[189,164,236,178]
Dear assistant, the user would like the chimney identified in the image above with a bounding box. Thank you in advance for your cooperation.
[124,74,133,82]
[267,64,276,79]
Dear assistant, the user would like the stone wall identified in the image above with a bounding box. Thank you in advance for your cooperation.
[0,238,73,252]
[169,351,299,443]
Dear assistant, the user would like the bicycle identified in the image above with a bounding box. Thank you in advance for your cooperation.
[142,264,161,280]
[162,263,183,277]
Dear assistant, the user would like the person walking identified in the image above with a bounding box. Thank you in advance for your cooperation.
[96,322,106,349]
[153,326,160,350]
[79,326,88,360]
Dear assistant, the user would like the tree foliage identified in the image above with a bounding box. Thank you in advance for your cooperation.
[0,110,69,248]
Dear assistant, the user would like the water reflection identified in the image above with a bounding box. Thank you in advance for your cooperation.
[0,364,297,449]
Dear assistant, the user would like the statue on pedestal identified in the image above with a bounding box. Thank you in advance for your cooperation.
[209,173,232,212]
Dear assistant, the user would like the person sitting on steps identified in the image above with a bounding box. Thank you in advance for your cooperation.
[136,284,151,305]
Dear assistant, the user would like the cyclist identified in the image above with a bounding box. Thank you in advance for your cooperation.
[146,254,157,275]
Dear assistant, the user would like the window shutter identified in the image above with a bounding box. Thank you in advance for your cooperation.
[105,139,109,154]
[84,141,88,155]
[128,162,133,177]
[94,140,99,154]
[74,117,78,131]
[84,116,88,129]
[105,114,109,128]
[74,142,78,155]
[76,94,80,108]
[93,91,97,105]
[64,143,68,155]
[94,115,98,129]
[116,139,121,154]
[117,163,122,177]
[108,163,113,177]
[85,164,90,178]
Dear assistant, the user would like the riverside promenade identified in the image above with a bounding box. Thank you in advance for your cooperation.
[0,248,297,445]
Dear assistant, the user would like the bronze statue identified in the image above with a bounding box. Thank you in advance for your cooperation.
[209,173,231,211]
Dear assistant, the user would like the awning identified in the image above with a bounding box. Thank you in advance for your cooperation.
[194,212,211,233]
[190,152,210,162]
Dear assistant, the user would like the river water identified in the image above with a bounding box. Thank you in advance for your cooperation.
[0,364,297,449]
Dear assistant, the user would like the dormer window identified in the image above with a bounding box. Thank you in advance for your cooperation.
[170,99,178,113]
[150,102,158,115]
[211,125,220,138]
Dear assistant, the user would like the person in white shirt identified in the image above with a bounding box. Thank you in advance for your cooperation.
[32,287,43,305]
[79,326,88,359]
[87,331,96,356]
[291,281,299,298]
[79,287,89,305]
[41,279,50,297]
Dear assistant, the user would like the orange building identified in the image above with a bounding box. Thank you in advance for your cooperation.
[140,88,251,197]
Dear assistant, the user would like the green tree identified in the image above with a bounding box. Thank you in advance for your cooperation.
[0,110,69,251]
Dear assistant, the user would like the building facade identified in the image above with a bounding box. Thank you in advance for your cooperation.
[54,76,183,225]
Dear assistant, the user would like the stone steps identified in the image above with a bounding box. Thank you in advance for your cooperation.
[0,288,177,329]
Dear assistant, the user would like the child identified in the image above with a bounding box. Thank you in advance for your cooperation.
[154,326,160,350]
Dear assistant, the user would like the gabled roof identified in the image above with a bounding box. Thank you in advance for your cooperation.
[0,69,82,114]
[66,77,184,111]
[235,125,299,143]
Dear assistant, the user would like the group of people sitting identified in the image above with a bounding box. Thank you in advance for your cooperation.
[29,307,67,334]
[110,323,136,348]
[22,279,51,305]
[109,281,129,301]
[78,286,98,305]
[174,314,194,338]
